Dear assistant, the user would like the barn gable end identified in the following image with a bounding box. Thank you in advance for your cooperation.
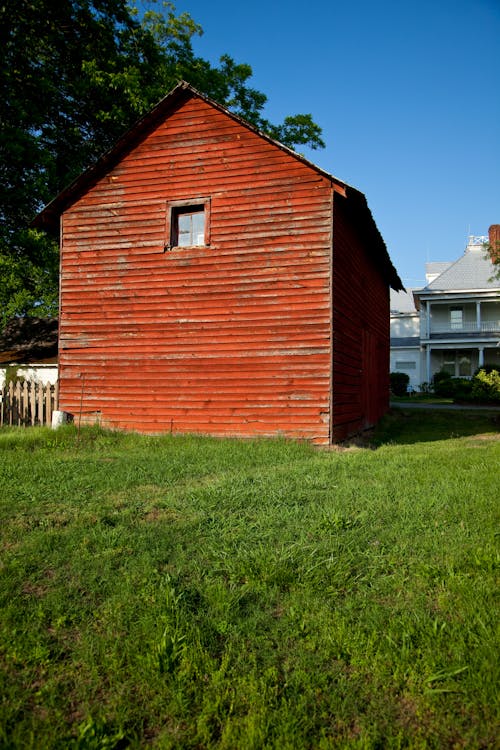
[34,83,402,444]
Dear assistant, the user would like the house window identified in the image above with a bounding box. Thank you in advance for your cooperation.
[441,352,472,378]
[166,198,210,250]
[395,361,416,370]
[458,353,471,377]
[172,206,205,246]
[442,358,455,375]
[450,307,463,330]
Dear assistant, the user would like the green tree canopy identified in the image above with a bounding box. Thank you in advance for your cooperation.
[483,232,500,280]
[0,0,324,328]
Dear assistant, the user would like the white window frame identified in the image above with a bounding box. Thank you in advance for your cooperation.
[165,197,211,250]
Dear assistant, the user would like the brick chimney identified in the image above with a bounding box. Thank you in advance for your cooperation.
[489,224,500,263]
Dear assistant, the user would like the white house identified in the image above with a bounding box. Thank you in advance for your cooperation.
[412,227,500,385]
[390,225,500,390]
[389,289,422,389]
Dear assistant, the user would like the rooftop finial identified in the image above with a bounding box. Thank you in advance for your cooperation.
[466,235,487,252]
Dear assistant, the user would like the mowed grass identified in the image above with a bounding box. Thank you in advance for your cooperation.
[0,409,499,749]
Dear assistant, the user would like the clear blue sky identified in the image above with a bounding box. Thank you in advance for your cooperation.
[167,0,499,288]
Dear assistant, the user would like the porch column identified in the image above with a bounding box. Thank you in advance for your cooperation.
[476,301,482,332]
[426,302,431,338]
[478,346,484,368]
[426,345,431,383]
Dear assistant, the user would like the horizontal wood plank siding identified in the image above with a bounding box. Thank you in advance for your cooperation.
[59,96,333,442]
[331,195,390,441]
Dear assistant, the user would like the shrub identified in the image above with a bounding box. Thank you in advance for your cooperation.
[471,369,500,403]
[451,378,473,401]
[390,371,410,397]
[473,364,500,377]
[432,371,474,400]
[4,365,24,386]
[432,369,454,397]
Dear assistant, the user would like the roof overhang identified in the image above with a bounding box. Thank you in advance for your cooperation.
[415,289,500,304]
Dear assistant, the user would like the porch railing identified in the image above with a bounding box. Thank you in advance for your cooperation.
[430,320,500,335]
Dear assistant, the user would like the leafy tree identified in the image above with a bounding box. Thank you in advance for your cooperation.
[484,241,500,280]
[0,0,324,328]
[482,225,500,280]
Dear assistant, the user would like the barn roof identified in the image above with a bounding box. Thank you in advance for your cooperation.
[32,81,403,291]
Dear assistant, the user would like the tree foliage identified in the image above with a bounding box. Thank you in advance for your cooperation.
[0,0,325,328]
[484,241,500,280]
[471,368,500,403]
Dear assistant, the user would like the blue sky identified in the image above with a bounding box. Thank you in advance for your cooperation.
[166,0,499,288]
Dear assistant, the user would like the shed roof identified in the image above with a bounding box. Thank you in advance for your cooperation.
[0,318,58,365]
[32,81,403,291]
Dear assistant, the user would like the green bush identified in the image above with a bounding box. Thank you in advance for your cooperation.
[432,371,475,400]
[451,378,473,401]
[390,371,410,396]
[473,364,500,377]
[432,369,454,397]
[471,369,500,403]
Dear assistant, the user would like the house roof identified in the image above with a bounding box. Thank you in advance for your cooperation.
[425,261,453,279]
[32,81,403,291]
[0,317,58,365]
[390,336,420,348]
[421,245,499,293]
[390,288,417,313]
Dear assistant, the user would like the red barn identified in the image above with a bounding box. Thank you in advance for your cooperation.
[34,82,402,444]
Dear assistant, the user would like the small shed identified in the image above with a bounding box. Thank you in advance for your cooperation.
[33,82,402,444]
[0,317,59,386]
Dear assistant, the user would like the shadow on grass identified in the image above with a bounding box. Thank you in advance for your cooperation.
[370,408,500,447]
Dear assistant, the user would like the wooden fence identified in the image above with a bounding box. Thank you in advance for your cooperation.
[0,380,59,427]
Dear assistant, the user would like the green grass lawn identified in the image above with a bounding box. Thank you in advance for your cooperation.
[390,395,454,404]
[0,410,499,749]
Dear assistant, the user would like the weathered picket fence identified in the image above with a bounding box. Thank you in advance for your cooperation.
[0,380,59,427]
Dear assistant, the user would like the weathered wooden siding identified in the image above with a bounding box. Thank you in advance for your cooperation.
[331,195,390,441]
[59,96,334,442]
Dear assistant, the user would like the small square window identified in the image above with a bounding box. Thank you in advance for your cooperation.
[166,198,210,250]
[173,206,205,247]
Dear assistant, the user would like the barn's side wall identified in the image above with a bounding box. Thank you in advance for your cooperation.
[331,195,390,441]
[58,96,334,442]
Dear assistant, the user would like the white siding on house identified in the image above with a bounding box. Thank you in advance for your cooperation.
[0,365,58,388]
[390,348,422,389]
[390,290,422,389]
[413,233,500,383]
[391,313,420,338]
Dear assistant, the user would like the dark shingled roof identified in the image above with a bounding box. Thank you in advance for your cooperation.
[390,336,420,348]
[0,318,58,365]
